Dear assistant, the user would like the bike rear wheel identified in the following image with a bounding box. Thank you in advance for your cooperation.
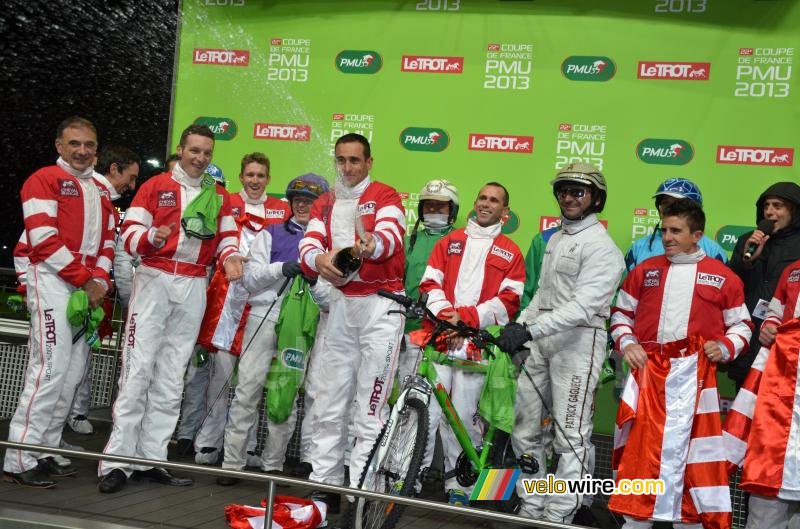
[350,397,429,529]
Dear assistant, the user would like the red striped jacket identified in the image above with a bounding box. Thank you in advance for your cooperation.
[21,165,117,288]
[299,181,405,296]
[419,221,525,330]
[120,171,238,276]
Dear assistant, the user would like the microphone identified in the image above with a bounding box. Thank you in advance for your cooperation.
[744,219,776,260]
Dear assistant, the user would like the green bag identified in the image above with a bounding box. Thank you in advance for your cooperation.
[66,290,105,350]
[181,176,223,240]
[478,325,518,434]
[266,277,320,423]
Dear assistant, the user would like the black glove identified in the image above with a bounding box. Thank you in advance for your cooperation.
[281,262,302,278]
[511,349,531,370]
[496,322,532,354]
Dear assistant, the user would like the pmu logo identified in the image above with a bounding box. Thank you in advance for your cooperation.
[402,55,464,73]
[400,127,450,152]
[254,123,311,141]
[335,50,383,74]
[715,225,752,251]
[192,48,249,66]
[194,117,237,140]
[638,61,710,80]
[561,56,616,81]
[636,139,694,165]
[281,348,305,370]
[468,133,533,153]
[716,146,794,166]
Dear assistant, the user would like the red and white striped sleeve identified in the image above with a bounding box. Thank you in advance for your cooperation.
[719,273,753,362]
[299,194,330,277]
[121,182,160,259]
[419,236,453,318]
[21,171,92,287]
[13,231,29,293]
[762,264,795,328]
[368,188,406,261]
[723,345,769,470]
[215,192,240,267]
[610,267,641,351]
[92,201,118,289]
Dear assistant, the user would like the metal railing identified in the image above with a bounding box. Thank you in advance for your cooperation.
[0,439,586,529]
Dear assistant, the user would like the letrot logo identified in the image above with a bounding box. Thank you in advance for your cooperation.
[638,61,710,80]
[402,55,464,73]
[193,48,249,66]
[468,133,533,153]
[716,146,794,166]
[254,123,311,141]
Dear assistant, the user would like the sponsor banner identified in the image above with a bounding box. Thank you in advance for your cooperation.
[561,56,616,81]
[630,207,661,242]
[194,116,238,140]
[336,50,383,74]
[468,133,533,153]
[253,123,311,141]
[268,37,311,82]
[637,61,710,80]
[402,55,464,73]
[540,215,608,232]
[715,225,754,252]
[636,139,694,165]
[193,48,249,66]
[399,191,420,231]
[555,123,608,170]
[484,43,533,90]
[716,146,793,166]
[734,46,793,98]
[330,113,375,155]
[399,127,450,152]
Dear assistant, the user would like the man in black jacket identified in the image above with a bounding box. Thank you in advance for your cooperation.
[728,181,800,390]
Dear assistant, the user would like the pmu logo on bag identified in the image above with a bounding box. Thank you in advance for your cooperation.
[401,55,464,73]
[468,133,533,153]
[157,190,177,207]
[194,117,238,140]
[636,139,694,165]
[280,348,305,370]
[193,48,249,66]
[561,56,616,81]
[717,146,794,166]
[400,127,450,152]
[335,50,383,74]
[638,61,710,80]
[253,123,311,141]
[58,179,79,197]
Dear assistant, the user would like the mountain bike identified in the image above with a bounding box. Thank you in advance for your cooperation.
[348,290,536,529]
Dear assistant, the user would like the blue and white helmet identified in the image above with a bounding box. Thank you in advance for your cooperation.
[653,178,702,205]
[205,163,226,188]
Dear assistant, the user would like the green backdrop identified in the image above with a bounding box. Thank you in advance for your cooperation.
[172,0,800,433]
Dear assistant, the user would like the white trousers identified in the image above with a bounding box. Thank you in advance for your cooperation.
[99,265,207,477]
[747,494,800,529]
[306,292,403,488]
[4,265,89,473]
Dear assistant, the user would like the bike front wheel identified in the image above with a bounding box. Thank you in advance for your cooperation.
[350,397,429,529]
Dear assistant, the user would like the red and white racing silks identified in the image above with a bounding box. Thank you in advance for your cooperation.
[420,219,525,330]
[224,496,326,529]
[724,260,800,501]
[21,163,117,289]
[299,180,405,296]
[120,171,238,276]
[197,191,289,354]
[609,252,752,529]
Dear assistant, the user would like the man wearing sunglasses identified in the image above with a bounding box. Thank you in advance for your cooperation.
[497,163,624,524]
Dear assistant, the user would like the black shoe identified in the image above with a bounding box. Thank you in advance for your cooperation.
[571,505,600,528]
[38,457,77,477]
[98,469,127,493]
[133,467,193,486]
[310,491,341,515]
[3,468,56,488]
[175,438,194,457]
[292,461,312,479]
[216,475,240,486]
